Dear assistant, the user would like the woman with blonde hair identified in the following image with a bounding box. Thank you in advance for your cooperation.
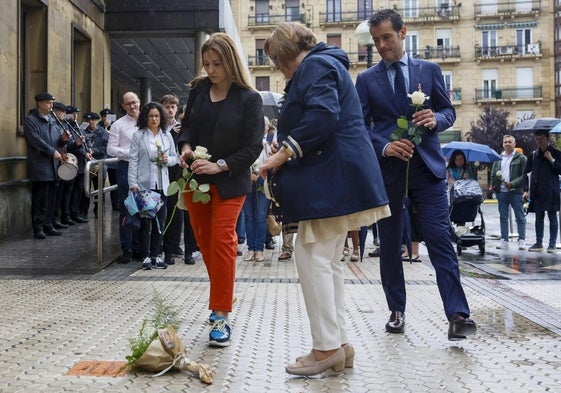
[178,33,264,347]
[260,22,390,376]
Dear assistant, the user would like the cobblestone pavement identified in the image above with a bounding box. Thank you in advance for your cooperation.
[0,203,560,392]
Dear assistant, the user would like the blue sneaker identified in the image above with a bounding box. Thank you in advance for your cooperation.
[208,310,217,324]
[141,257,152,270]
[151,257,167,269]
[209,317,231,347]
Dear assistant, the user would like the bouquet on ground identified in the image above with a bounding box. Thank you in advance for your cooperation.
[125,292,214,384]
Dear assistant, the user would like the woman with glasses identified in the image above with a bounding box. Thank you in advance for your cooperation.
[128,102,178,270]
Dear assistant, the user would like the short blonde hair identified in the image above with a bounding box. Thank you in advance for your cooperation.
[191,33,253,91]
[264,22,317,67]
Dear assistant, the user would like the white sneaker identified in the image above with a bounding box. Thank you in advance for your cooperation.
[518,240,526,250]
[496,240,509,249]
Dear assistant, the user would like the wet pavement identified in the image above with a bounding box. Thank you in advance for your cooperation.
[0,202,560,392]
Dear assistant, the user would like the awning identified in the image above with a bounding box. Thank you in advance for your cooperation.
[474,23,505,30]
[506,21,538,28]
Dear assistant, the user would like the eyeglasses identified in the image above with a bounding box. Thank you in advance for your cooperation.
[270,55,279,68]
[124,101,139,107]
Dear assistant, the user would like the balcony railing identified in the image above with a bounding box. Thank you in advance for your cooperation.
[475,43,541,59]
[248,12,306,27]
[474,86,542,103]
[319,5,460,25]
[248,55,274,67]
[474,0,541,18]
[415,45,461,60]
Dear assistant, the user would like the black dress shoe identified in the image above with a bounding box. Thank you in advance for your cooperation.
[368,248,380,257]
[72,216,88,223]
[34,231,47,240]
[61,217,75,225]
[53,221,68,230]
[448,314,477,341]
[173,247,184,256]
[184,255,195,265]
[118,251,132,264]
[265,240,275,250]
[44,228,62,236]
[164,256,175,265]
[385,311,405,333]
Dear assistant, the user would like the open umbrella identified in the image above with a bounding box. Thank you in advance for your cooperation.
[442,141,501,163]
[513,118,561,133]
[258,91,282,120]
[548,121,561,134]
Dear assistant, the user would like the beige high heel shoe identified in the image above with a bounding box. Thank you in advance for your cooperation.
[285,347,345,376]
[254,251,264,262]
[296,343,354,368]
[243,251,255,261]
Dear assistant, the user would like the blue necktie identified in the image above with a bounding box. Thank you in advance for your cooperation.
[393,62,408,110]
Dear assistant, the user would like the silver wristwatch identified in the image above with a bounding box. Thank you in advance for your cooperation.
[217,159,228,171]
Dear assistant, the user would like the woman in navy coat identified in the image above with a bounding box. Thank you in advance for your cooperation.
[260,22,390,377]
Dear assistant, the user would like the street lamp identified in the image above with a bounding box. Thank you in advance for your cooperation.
[355,20,374,68]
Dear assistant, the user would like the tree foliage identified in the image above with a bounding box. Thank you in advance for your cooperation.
[466,106,536,156]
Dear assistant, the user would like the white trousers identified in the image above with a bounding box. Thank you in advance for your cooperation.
[294,230,348,350]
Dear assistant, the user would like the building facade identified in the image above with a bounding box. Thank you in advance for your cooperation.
[232,0,555,143]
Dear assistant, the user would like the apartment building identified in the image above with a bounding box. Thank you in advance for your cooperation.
[231,0,555,141]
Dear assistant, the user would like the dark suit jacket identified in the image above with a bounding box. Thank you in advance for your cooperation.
[356,57,455,180]
[178,79,264,199]
[525,146,561,211]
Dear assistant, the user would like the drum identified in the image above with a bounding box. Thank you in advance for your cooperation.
[58,153,78,181]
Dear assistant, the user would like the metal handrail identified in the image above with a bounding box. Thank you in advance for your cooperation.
[0,156,29,188]
[85,157,118,264]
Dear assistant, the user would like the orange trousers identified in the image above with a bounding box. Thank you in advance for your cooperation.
[183,185,245,312]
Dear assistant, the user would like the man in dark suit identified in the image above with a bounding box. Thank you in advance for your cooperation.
[523,129,561,253]
[355,9,476,340]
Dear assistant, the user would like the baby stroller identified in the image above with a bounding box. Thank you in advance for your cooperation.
[449,179,485,256]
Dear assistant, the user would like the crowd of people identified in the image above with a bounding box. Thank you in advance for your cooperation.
[23,8,561,378]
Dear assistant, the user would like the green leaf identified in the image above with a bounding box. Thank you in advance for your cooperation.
[182,167,191,178]
[177,177,186,190]
[199,193,211,203]
[411,135,422,145]
[198,183,210,192]
[192,190,204,202]
[391,127,405,141]
[396,116,409,130]
[188,179,198,191]
[167,181,179,196]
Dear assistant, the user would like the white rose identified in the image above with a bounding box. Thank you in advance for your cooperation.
[409,91,429,106]
[496,170,502,178]
[193,145,212,160]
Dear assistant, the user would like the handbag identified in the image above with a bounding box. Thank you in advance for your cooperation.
[267,214,282,236]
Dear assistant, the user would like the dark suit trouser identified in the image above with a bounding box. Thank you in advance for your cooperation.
[117,161,139,254]
[31,181,56,233]
[378,154,470,320]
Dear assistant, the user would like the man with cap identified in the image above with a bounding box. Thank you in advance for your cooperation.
[65,105,92,223]
[82,111,109,218]
[24,92,66,239]
[524,129,561,253]
[107,91,141,263]
[100,108,119,211]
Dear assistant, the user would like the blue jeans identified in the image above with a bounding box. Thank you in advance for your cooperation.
[535,210,559,248]
[243,187,269,251]
[496,192,526,241]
